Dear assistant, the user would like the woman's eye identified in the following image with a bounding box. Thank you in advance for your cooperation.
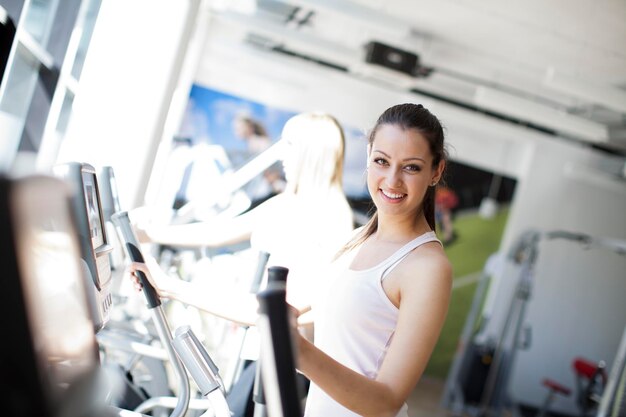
[373,158,387,166]
[405,164,421,172]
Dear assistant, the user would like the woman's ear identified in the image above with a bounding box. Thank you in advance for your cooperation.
[432,160,445,184]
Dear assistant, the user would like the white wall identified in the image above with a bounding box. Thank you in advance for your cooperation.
[57,0,202,208]
[195,19,626,412]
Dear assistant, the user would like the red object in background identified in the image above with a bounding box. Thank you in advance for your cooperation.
[435,187,459,210]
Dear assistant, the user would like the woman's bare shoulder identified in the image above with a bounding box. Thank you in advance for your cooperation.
[400,242,452,287]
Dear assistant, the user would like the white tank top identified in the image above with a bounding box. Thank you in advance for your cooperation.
[304,231,440,417]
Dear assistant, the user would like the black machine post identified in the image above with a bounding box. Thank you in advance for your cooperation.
[253,266,289,416]
[256,266,302,417]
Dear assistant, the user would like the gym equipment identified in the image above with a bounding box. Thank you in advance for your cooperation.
[573,357,608,416]
[172,325,230,416]
[90,166,175,413]
[112,211,191,417]
[112,210,232,417]
[535,379,571,417]
[171,139,286,225]
[99,166,127,280]
[100,166,123,222]
[256,267,303,417]
[53,162,115,332]
[221,250,271,394]
[479,230,625,417]
[442,229,626,417]
[54,163,192,416]
[440,252,500,415]
[54,163,168,412]
[253,266,290,417]
[0,174,104,417]
[597,326,626,417]
[536,357,608,417]
[0,174,150,417]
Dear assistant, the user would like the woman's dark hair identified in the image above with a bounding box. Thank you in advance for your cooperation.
[338,103,448,256]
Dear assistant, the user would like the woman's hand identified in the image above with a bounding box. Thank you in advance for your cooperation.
[126,261,156,294]
[125,256,177,299]
[287,303,311,369]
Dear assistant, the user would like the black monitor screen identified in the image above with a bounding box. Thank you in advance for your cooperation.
[82,171,105,249]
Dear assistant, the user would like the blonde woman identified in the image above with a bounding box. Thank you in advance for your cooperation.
[130,112,354,323]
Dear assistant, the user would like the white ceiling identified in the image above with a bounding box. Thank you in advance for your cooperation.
[205,0,626,153]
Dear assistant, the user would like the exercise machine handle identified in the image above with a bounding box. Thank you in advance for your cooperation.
[267,265,289,285]
[173,326,224,395]
[256,279,302,417]
[111,210,191,417]
[111,211,160,309]
[254,265,290,410]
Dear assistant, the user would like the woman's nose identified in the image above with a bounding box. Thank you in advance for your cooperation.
[385,167,403,187]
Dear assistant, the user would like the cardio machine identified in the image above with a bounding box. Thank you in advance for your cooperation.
[0,173,147,417]
[52,163,232,417]
[112,210,294,417]
[53,162,115,332]
[95,165,270,416]
[112,211,231,417]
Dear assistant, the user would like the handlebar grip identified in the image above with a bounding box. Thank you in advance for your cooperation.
[254,266,289,406]
[173,325,222,396]
[256,285,302,416]
[125,242,161,308]
[267,266,289,285]
[111,211,161,308]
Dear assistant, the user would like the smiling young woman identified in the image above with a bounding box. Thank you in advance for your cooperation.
[293,103,453,417]
[367,123,444,228]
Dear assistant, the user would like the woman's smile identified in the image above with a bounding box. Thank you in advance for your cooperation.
[380,189,407,201]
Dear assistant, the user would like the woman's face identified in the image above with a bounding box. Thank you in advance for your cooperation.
[367,124,441,218]
[233,118,253,138]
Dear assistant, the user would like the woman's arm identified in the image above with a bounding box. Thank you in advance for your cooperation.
[296,336,403,417]
[134,196,274,248]
[296,249,452,417]
[127,257,260,327]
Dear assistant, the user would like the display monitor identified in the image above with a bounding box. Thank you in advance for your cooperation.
[54,162,114,331]
[83,169,106,249]
[0,174,103,417]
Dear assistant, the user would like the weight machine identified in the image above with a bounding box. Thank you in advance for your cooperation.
[441,229,626,417]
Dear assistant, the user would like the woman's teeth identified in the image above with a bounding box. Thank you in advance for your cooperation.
[382,190,405,199]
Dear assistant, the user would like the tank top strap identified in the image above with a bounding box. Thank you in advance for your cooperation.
[380,231,441,280]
